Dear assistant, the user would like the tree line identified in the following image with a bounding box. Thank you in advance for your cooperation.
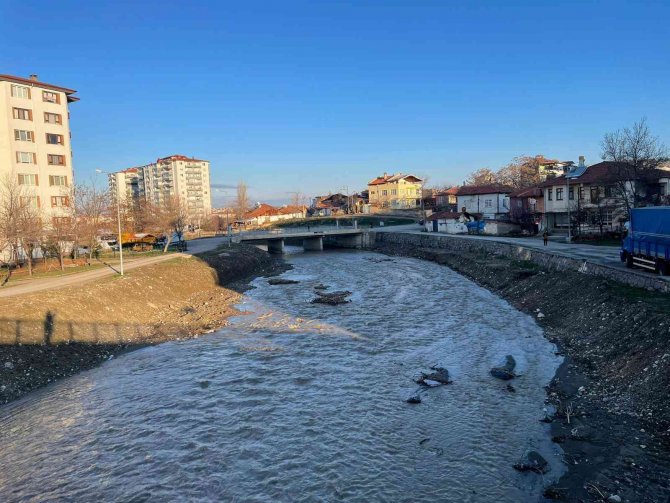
[0,177,190,281]
[462,118,668,203]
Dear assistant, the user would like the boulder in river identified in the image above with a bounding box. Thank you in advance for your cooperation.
[268,278,300,285]
[416,366,451,386]
[513,450,549,474]
[311,290,352,305]
[490,355,516,380]
[406,394,422,404]
[314,284,328,290]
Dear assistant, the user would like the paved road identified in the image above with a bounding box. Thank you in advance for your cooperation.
[0,237,229,299]
[376,224,670,282]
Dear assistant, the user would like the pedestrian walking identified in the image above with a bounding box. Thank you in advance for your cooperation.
[542,230,548,246]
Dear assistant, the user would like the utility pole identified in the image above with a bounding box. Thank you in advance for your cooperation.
[96,169,124,276]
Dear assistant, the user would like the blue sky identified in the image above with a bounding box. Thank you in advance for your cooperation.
[1,0,669,206]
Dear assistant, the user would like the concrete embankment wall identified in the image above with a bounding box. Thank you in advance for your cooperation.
[363,231,670,293]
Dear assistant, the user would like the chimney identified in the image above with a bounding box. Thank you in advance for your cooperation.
[28,74,39,82]
[383,172,388,178]
[579,156,585,168]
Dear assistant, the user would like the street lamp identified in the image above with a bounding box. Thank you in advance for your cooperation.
[565,171,579,243]
[95,169,124,275]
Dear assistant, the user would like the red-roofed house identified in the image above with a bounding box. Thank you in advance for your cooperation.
[541,161,670,234]
[367,173,423,209]
[243,204,306,227]
[455,185,514,220]
[509,187,544,234]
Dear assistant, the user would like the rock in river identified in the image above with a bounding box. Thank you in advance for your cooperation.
[490,355,516,380]
[513,450,549,474]
[406,394,422,404]
[311,290,352,305]
[268,278,300,285]
[416,366,452,386]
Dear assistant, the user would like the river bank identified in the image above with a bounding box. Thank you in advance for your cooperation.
[0,244,285,405]
[371,239,670,502]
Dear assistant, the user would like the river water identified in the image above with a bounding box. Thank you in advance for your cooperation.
[0,249,564,502]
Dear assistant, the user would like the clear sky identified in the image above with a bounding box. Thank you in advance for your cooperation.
[2,0,669,206]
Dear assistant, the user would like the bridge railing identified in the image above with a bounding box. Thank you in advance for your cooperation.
[238,225,360,240]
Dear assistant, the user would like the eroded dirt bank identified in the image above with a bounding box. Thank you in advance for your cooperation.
[0,244,284,405]
[372,241,670,502]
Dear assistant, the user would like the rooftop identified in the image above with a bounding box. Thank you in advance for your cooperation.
[0,74,79,102]
[455,184,514,196]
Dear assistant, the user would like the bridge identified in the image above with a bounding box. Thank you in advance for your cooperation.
[234,227,365,253]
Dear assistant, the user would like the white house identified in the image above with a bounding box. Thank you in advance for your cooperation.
[541,161,670,233]
[455,185,513,220]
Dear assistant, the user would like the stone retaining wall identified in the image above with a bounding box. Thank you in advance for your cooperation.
[365,231,670,293]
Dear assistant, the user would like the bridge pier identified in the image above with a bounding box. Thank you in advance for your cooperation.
[333,234,363,249]
[303,236,323,252]
[267,239,285,254]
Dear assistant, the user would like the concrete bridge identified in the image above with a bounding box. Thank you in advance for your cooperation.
[235,228,365,253]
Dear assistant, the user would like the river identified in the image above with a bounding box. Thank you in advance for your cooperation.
[0,249,564,502]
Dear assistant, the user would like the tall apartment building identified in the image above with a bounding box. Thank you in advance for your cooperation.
[108,167,142,205]
[108,155,212,224]
[0,74,78,222]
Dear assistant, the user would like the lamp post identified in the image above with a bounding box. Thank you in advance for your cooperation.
[95,169,124,275]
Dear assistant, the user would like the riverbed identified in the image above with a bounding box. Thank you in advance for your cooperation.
[0,249,563,502]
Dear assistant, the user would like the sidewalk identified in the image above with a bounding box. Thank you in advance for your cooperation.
[0,236,230,299]
[378,224,669,282]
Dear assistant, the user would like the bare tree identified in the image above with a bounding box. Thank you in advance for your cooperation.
[148,196,188,252]
[0,175,28,282]
[75,182,109,262]
[235,181,249,220]
[464,168,497,186]
[601,118,668,211]
[497,156,543,189]
[17,200,43,276]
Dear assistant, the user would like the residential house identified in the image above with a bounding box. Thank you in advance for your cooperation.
[509,187,544,234]
[538,157,575,181]
[243,203,306,227]
[541,160,670,234]
[424,211,468,233]
[367,173,423,209]
[455,184,513,220]
[311,193,367,216]
[434,187,458,210]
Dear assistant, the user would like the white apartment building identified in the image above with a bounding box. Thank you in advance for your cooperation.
[0,74,78,222]
[108,167,142,204]
[108,155,212,225]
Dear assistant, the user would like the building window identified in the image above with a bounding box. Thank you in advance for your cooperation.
[604,185,614,198]
[21,196,40,209]
[11,85,30,98]
[556,188,563,200]
[484,199,493,208]
[14,130,34,142]
[18,174,38,186]
[46,133,64,145]
[13,108,32,120]
[42,91,60,104]
[48,154,66,166]
[51,196,69,207]
[44,112,62,124]
[548,189,552,201]
[52,217,71,227]
[590,186,600,203]
[49,175,68,186]
[382,190,388,196]
[16,151,36,164]
[569,187,574,200]
[391,189,397,195]
[578,187,584,200]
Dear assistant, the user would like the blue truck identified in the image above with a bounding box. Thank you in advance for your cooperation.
[620,207,670,275]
